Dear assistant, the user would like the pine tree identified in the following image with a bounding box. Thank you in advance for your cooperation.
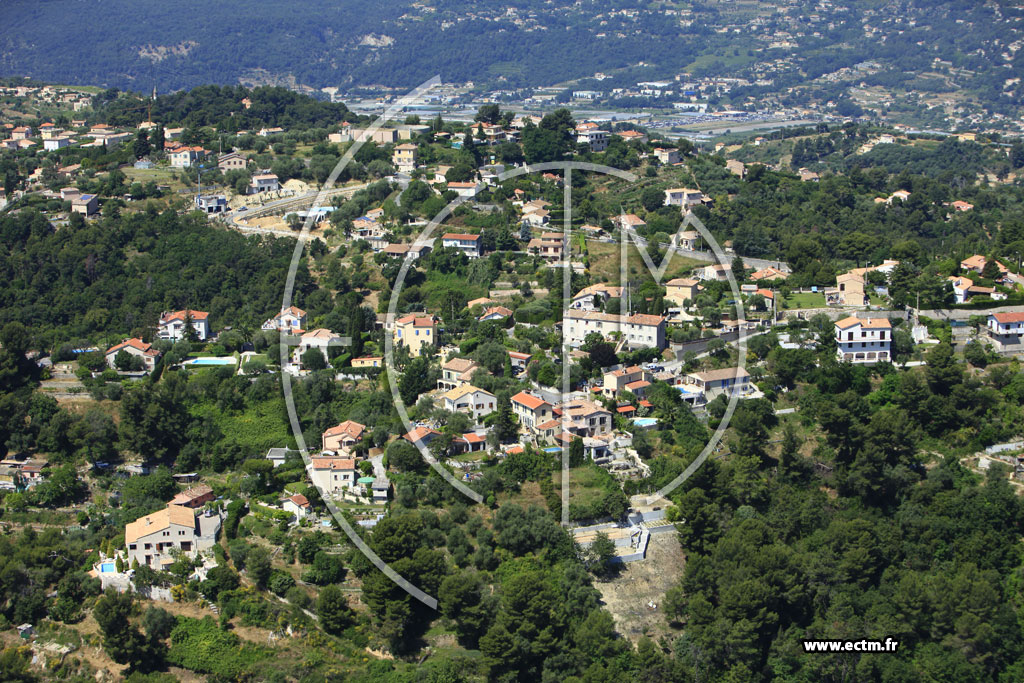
[494,393,518,443]
[133,130,150,159]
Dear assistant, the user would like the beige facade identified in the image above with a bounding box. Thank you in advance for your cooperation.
[511,391,553,432]
[602,365,651,399]
[322,420,366,454]
[309,457,357,496]
[394,314,438,357]
[665,278,699,306]
[125,505,217,569]
[392,143,418,171]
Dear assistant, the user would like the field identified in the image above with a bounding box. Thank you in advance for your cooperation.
[554,465,613,515]
[587,240,703,284]
[190,397,292,452]
[780,291,826,309]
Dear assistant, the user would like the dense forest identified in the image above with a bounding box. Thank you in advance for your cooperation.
[100,85,356,132]
[0,208,316,346]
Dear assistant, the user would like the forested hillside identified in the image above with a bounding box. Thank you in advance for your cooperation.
[2,0,1023,123]
[0,208,315,346]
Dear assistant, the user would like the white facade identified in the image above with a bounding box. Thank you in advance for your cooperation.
[664,188,703,208]
[835,317,891,364]
[157,310,210,341]
[249,174,280,194]
[262,306,307,332]
[309,457,357,495]
[576,129,609,151]
[195,195,227,214]
[168,147,205,168]
[442,386,496,420]
[441,233,482,258]
[563,310,666,350]
[653,148,680,165]
[105,338,160,372]
[296,329,345,365]
[685,368,752,400]
[988,313,1024,337]
[44,136,71,151]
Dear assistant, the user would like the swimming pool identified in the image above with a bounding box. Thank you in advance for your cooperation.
[543,447,563,454]
[632,417,659,428]
[185,357,236,366]
[99,562,115,573]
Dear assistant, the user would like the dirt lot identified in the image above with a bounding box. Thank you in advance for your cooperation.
[592,532,684,644]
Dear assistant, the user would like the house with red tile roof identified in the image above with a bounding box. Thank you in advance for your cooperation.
[262,306,307,333]
[282,494,311,519]
[478,306,513,322]
[403,426,441,448]
[987,312,1024,339]
[835,316,891,364]
[322,420,366,454]
[158,310,210,341]
[170,484,215,508]
[441,232,482,257]
[510,391,553,432]
[453,432,488,453]
[309,457,357,495]
[105,338,161,372]
[394,313,438,357]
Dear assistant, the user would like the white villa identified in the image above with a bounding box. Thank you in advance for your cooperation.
[835,316,891,364]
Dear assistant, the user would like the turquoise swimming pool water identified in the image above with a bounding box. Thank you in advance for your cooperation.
[632,417,659,427]
[99,562,115,573]
[186,357,236,366]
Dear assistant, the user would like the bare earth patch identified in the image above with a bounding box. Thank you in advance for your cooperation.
[591,532,684,644]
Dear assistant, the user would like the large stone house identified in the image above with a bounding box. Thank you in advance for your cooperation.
[125,504,219,569]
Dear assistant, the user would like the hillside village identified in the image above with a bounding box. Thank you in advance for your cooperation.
[2,84,1024,681]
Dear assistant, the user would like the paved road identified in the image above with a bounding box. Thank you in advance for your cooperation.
[915,305,1024,321]
[369,454,386,479]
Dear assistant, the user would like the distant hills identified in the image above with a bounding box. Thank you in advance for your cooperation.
[2,0,1023,126]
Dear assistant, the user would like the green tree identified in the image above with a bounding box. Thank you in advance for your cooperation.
[963,339,988,368]
[493,393,519,443]
[93,590,150,671]
[475,104,501,125]
[589,532,616,576]
[317,584,354,635]
[387,439,427,473]
[133,130,151,159]
[981,257,1001,281]
[399,356,432,405]
[245,546,272,589]
[302,348,327,370]
[641,186,664,212]
[569,437,586,467]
